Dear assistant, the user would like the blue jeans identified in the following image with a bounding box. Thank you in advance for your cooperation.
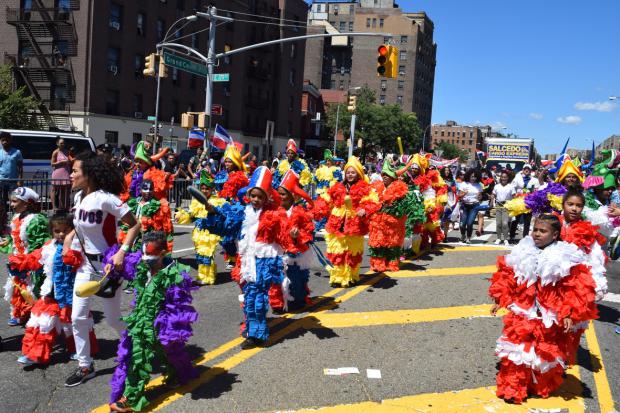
[460,202,480,239]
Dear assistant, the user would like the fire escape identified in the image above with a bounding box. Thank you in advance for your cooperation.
[5,1,79,131]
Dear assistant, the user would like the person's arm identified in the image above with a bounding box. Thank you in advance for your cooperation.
[110,212,140,271]
[187,158,196,176]
[16,150,23,179]
[51,150,58,168]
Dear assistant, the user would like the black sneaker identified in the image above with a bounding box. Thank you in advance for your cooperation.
[64,363,95,387]
[240,337,265,350]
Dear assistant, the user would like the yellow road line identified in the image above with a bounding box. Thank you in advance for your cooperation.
[584,321,617,413]
[389,265,497,278]
[306,304,497,329]
[289,366,584,412]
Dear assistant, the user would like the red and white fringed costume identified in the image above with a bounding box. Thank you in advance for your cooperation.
[314,177,380,287]
[13,240,99,364]
[489,237,599,404]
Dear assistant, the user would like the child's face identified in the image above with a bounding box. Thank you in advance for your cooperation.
[563,195,584,223]
[500,173,509,185]
[141,189,153,201]
[142,241,166,268]
[200,184,212,198]
[224,158,234,172]
[277,187,294,209]
[345,167,359,183]
[249,188,266,209]
[9,196,27,213]
[532,220,558,248]
[52,222,71,243]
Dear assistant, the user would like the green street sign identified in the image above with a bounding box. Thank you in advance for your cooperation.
[212,73,230,82]
[147,115,156,121]
[162,51,208,77]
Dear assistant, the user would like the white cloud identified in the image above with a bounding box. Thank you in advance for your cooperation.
[529,112,543,120]
[574,101,616,112]
[556,115,582,125]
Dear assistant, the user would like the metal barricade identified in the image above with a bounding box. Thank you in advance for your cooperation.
[167,179,194,210]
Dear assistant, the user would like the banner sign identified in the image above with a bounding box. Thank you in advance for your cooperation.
[487,143,530,161]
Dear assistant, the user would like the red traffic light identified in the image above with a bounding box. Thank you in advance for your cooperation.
[378,45,388,56]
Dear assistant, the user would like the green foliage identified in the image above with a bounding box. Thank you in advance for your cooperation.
[325,85,422,158]
[434,141,470,162]
[0,65,40,129]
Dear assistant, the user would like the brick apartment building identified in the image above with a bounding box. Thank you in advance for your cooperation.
[430,120,485,160]
[595,134,620,158]
[304,0,436,135]
[0,0,308,158]
[300,79,326,158]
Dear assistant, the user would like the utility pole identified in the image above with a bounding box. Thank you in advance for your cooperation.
[333,104,340,155]
[348,114,356,158]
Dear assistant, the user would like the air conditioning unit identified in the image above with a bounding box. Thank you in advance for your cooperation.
[109,21,120,30]
[134,112,143,119]
[108,65,118,75]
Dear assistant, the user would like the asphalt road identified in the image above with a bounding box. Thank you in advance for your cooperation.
[0,223,618,413]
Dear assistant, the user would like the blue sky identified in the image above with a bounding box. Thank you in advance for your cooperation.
[400,0,620,155]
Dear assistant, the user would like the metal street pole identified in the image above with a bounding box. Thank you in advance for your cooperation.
[348,114,356,158]
[333,104,340,155]
[153,62,162,152]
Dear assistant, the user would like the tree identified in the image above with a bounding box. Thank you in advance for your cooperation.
[434,141,469,162]
[325,85,422,159]
[0,64,40,129]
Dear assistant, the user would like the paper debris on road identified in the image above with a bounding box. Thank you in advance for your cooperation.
[323,367,360,376]
[366,369,382,379]
[323,369,341,376]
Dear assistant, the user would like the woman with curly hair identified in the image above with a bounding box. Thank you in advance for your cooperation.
[63,151,141,387]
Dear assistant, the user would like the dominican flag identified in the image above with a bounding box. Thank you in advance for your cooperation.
[187,128,205,149]
[211,124,233,151]
[476,150,486,158]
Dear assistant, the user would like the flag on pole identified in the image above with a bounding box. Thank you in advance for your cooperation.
[550,138,570,173]
[210,124,233,151]
[187,128,205,149]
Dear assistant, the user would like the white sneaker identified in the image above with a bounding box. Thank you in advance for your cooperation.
[503,240,510,246]
[494,239,502,245]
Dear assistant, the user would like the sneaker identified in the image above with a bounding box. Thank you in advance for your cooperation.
[69,353,79,361]
[494,239,502,245]
[123,287,133,294]
[240,337,265,350]
[225,262,234,270]
[503,240,510,246]
[17,355,36,365]
[64,363,95,387]
[109,396,133,412]
[465,238,471,244]
[7,318,20,326]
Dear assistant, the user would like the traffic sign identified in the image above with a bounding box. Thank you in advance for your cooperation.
[212,73,230,82]
[147,115,157,121]
[162,51,208,77]
[211,104,223,116]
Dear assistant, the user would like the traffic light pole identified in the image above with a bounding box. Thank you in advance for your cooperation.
[348,114,356,158]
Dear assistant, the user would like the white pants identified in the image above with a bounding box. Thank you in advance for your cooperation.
[71,261,125,368]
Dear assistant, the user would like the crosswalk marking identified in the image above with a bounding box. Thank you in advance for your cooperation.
[389,265,497,278]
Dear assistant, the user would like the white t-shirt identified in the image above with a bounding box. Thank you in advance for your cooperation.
[458,182,483,204]
[493,183,515,203]
[73,190,130,254]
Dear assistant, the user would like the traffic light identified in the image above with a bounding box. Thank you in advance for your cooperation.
[158,58,168,78]
[347,95,357,112]
[197,112,208,128]
[377,45,399,78]
[143,53,157,77]
[181,113,195,129]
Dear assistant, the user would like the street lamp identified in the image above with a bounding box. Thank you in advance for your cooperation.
[163,14,198,43]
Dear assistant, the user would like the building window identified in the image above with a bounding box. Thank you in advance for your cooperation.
[457,131,460,136]
[191,33,199,49]
[109,3,122,30]
[287,121,293,136]
[172,67,179,84]
[379,95,386,105]
[339,79,344,89]
[400,35,408,44]
[397,80,404,90]
[105,90,119,115]
[137,13,145,36]
[366,18,371,28]
[396,95,403,104]
[292,14,300,32]
[380,79,386,90]
[398,65,406,75]
[289,68,295,85]
[339,21,345,31]
[333,5,339,15]
[399,51,407,61]
[330,79,336,89]
[156,19,165,41]
[379,18,384,28]
[289,96,294,111]
[134,54,143,77]
[132,93,143,114]
[372,18,376,28]
[348,22,353,31]
[290,43,296,58]
[383,36,390,43]
[224,84,230,96]
[107,47,120,74]
[349,5,354,13]
[132,133,142,143]
[104,131,119,145]
[441,131,444,137]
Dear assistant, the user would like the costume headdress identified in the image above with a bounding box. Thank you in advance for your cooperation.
[286,139,298,154]
[199,170,214,188]
[344,156,368,183]
[223,144,247,172]
[279,169,312,204]
[323,149,333,162]
[134,141,170,166]
[246,166,278,201]
[555,157,584,183]
[12,187,39,203]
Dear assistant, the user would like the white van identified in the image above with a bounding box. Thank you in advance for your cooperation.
[0,129,96,179]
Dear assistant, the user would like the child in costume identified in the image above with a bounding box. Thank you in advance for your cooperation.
[270,170,315,311]
[109,231,198,412]
[489,214,598,404]
[214,145,250,270]
[313,149,342,197]
[204,166,290,349]
[272,139,312,188]
[314,156,380,287]
[176,171,225,285]
[368,158,424,272]
[414,155,448,251]
[1,187,49,326]
[123,141,172,202]
[12,213,99,366]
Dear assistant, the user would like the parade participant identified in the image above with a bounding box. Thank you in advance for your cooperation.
[583,171,620,239]
[491,171,515,245]
[175,171,225,285]
[109,231,198,412]
[313,149,342,197]
[204,166,290,349]
[1,187,49,326]
[123,141,172,202]
[268,170,315,311]
[64,151,141,387]
[489,214,599,404]
[119,179,173,253]
[314,156,380,287]
[214,144,250,270]
[368,158,424,272]
[272,139,312,188]
[555,158,584,190]
[13,213,99,366]
[457,169,483,243]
